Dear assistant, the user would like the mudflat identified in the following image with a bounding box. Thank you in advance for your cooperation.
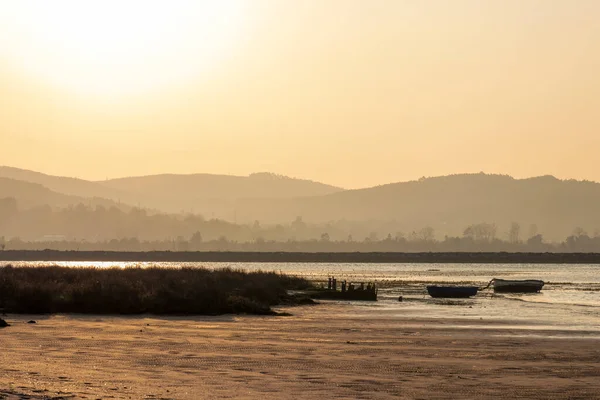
[1,304,599,399]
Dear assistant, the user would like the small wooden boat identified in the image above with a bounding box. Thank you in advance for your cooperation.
[491,278,544,293]
[426,285,479,298]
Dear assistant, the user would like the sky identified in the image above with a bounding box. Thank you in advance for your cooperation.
[1,0,599,189]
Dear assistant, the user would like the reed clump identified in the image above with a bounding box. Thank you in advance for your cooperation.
[0,265,313,315]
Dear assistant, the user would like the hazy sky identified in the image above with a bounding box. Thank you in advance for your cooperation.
[1,0,599,189]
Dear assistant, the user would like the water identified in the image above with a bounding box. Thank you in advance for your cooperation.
[3,261,599,332]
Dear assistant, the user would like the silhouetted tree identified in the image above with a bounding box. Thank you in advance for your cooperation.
[176,236,189,251]
[527,234,544,246]
[463,223,496,242]
[463,226,474,239]
[572,227,587,237]
[291,216,306,231]
[528,224,539,239]
[190,231,203,250]
[565,229,592,251]
[418,226,435,241]
[509,222,521,244]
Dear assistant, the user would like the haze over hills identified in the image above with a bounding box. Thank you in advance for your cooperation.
[234,173,600,240]
[0,166,132,204]
[2,167,600,241]
[0,167,343,214]
[0,177,127,211]
[98,172,343,213]
[100,172,342,198]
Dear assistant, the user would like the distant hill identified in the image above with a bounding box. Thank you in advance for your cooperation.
[233,173,600,240]
[99,172,342,199]
[0,177,125,210]
[0,166,128,201]
[0,167,343,214]
[96,172,343,215]
[3,167,600,241]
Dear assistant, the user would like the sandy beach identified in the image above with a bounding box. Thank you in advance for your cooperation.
[1,303,599,400]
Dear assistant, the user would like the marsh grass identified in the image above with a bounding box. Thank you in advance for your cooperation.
[0,265,313,315]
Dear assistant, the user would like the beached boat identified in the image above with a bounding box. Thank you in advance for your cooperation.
[426,286,479,298]
[491,278,544,293]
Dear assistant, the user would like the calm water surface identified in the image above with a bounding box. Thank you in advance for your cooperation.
[4,261,599,332]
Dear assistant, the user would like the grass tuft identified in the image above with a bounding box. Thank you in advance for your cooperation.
[0,265,313,315]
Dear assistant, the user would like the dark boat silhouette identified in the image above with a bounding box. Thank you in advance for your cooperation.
[491,278,544,293]
[426,285,479,298]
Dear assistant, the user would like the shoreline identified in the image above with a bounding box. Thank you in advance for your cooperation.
[3,250,600,263]
[1,304,599,399]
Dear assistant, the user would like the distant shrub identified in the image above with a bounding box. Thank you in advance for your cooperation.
[0,265,312,315]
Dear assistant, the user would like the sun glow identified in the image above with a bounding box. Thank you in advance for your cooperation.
[0,0,246,98]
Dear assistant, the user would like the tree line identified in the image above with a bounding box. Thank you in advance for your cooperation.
[2,198,600,252]
[2,223,599,253]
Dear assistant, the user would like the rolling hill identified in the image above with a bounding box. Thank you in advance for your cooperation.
[0,166,131,204]
[97,172,343,213]
[0,167,343,214]
[0,177,125,210]
[232,174,600,240]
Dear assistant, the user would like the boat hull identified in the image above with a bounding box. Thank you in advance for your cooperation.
[492,279,544,293]
[427,286,479,298]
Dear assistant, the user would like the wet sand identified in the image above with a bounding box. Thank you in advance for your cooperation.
[1,304,599,399]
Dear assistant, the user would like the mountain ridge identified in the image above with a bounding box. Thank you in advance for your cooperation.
[0,166,343,214]
[3,167,600,241]
[0,177,128,211]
